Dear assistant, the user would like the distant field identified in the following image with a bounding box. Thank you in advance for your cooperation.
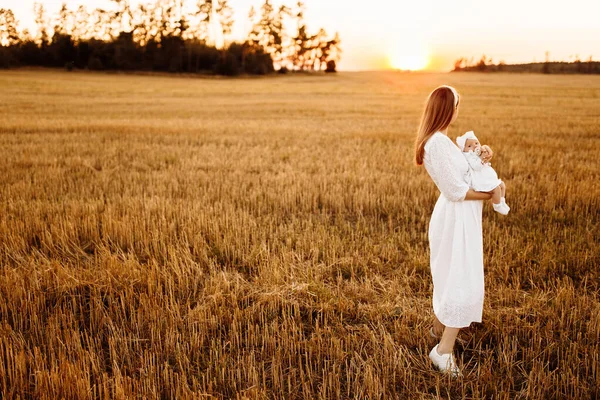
[0,69,599,399]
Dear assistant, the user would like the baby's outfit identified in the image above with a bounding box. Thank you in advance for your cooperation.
[457,131,510,215]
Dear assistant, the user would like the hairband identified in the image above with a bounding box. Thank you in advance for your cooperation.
[440,85,459,108]
[456,130,478,151]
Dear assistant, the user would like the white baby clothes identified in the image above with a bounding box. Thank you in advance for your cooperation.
[462,149,502,192]
[456,131,502,192]
[456,131,510,215]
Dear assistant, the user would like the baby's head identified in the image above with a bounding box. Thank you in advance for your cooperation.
[457,131,480,153]
[463,138,481,153]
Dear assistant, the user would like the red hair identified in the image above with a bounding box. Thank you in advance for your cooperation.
[414,86,460,166]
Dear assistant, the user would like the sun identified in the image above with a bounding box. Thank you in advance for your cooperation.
[389,45,430,71]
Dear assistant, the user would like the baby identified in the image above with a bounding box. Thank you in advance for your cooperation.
[457,131,510,215]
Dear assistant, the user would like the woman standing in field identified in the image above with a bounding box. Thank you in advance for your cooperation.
[415,85,495,377]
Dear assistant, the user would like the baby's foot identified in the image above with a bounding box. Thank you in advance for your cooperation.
[501,197,510,212]
[493,201,510,215]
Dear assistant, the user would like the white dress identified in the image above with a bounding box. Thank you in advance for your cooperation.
[423,132,485,328]
[462,150,502,192]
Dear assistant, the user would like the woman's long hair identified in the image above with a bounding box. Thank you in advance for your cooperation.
[414,86,460,166]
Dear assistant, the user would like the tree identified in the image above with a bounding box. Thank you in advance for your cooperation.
[73,6,90,40]
[497,60,506,72]
[89,8,112,41]
[271,4,290,66]
[292,24,312,70]
[0,0,347,77]
[248,0,289,69]
[477,54,487,72]
[215,0,233,46]
[54,3,72,36]
[543,51,550,74]
[108,0,134,39]
[49,32,76,67]
[453,57,466,71]
[574,54,583,73]
[288,2,340,72]
[325,60,336,73]
[194,0,233,47]
[318,31,340,71]
[114,31,138,70]
[247,6,260,46]
[196,0,213,43]
[33,3,49,46]
[0,9,20,46]
[131,4,153,45]
[290,2,312,70]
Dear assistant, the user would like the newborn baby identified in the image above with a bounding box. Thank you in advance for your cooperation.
[457,131,510,215]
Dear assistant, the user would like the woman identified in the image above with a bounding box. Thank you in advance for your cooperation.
[415,85,495,377]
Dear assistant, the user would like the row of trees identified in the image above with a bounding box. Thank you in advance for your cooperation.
[0,0,341,76]
[453,54,600,74]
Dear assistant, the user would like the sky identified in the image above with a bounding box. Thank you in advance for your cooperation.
[2,0,599,71]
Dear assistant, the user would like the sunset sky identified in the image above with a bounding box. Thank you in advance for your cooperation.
[2,0,599,71]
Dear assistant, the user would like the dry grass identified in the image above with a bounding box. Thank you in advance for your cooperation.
[0,69,599,399]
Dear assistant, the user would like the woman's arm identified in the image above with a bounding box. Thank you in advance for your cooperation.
[425,138,471,202]
[464,188,493,200]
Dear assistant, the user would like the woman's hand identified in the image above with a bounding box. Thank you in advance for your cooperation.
[480,145,493,163]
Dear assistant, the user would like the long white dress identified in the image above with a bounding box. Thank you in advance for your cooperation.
[423,131,485,328]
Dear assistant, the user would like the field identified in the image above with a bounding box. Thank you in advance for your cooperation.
[0,69,599,399]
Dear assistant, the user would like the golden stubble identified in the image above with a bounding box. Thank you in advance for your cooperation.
[0,69,599,399]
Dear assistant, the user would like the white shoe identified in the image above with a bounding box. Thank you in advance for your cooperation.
[429,345,462,377]
[492,201,509,215]
[501,197,510,212]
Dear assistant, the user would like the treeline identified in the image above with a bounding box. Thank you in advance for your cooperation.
[0,1,341,76]
[453,54,600,74]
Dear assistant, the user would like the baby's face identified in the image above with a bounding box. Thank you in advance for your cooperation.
[464,138,480,152]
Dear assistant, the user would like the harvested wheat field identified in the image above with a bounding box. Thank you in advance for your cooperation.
[0,69,599,399]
